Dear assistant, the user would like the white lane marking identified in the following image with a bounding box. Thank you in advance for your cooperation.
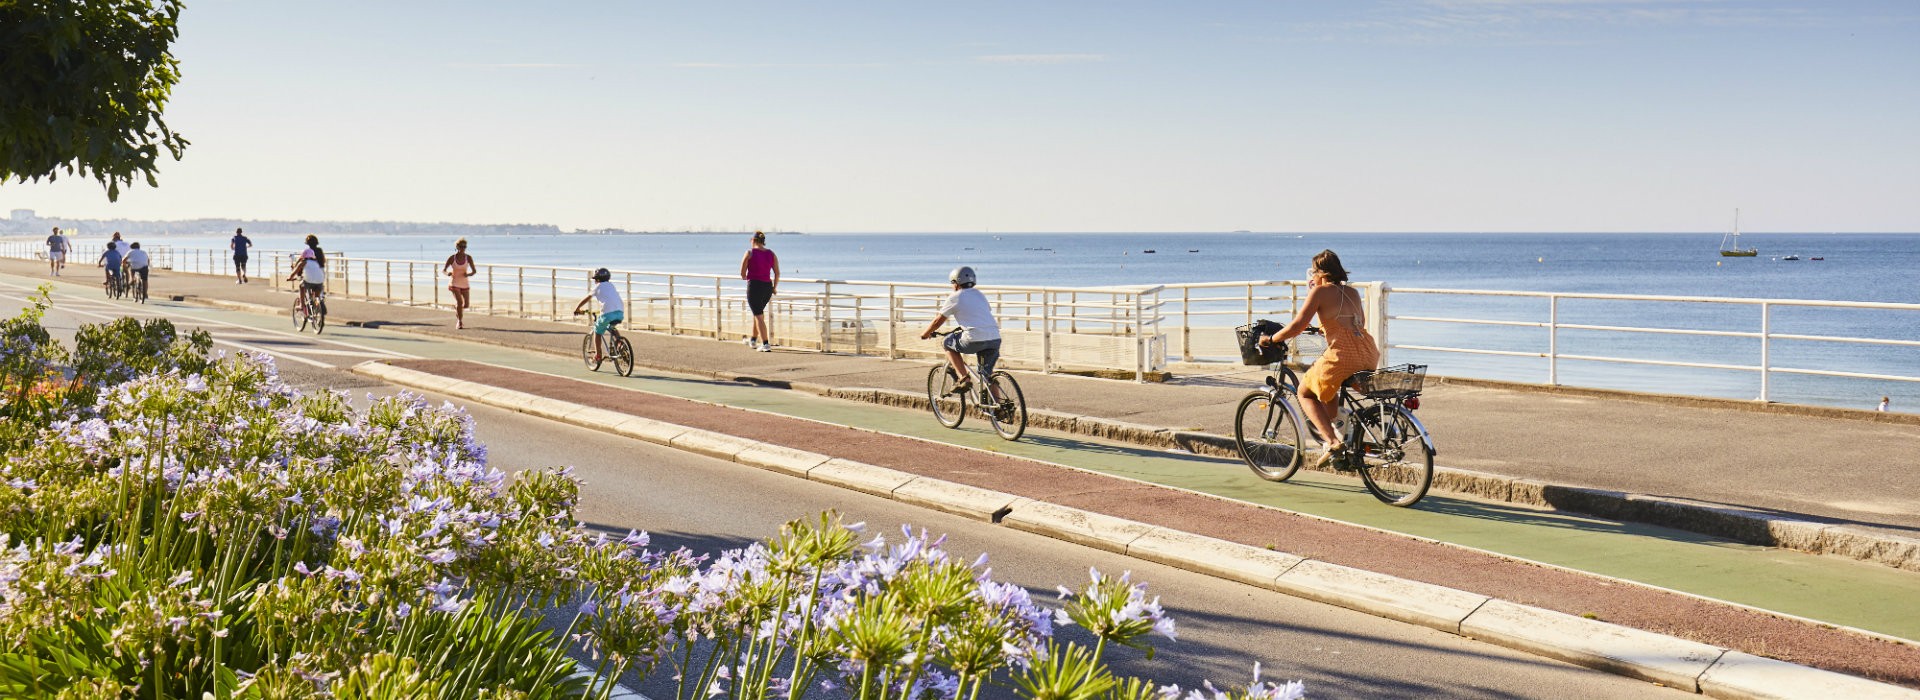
[0,277,419,361]
[0,292,337,369]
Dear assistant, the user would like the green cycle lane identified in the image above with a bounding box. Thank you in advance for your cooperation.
[9,277,1919,642]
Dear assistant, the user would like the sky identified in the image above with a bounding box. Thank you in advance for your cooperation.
[4,0,1918,233]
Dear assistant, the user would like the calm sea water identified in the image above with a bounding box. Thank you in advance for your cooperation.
[103,231,1920,411]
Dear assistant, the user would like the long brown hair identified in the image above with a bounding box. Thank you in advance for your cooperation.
[1312,249,1350,284]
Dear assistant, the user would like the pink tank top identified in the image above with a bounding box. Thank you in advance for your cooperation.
[746,248,775,281]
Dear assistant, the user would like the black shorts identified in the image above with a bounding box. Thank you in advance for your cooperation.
[302,282,324,294]
[233,255,248,264]
[747,280,774,315]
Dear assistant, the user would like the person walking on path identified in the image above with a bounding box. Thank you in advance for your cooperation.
[1260,249,1380,468]
[739,231,780,352]
[46,227,70,276]
[230,228,253,284]
[443,238,478,329]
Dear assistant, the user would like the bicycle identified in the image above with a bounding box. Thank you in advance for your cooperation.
[925,329,1027,440]
[576,310,634,377]
[102,269,126,300]
[1232,325,1437,507]
[129,268,148,304]
[292,285,327,333]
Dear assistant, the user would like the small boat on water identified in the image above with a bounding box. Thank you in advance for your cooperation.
[1142,249,1156,254]
[1811,256,1825,261]
[1187,249,1200,253]
[1720,209,1758,257]
[1782,255,1801,261]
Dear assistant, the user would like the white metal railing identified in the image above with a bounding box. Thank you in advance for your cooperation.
[0,243,1167,380]
[7,241,1914,401]
[1384,286,1920,402]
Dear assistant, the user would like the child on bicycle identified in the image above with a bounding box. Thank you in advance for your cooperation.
[286,235,327,311]
[98,244,125,294]
[572,267,623,362]
[919,266,1003,400]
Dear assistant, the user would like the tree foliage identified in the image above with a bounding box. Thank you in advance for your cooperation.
[0,0,189,201]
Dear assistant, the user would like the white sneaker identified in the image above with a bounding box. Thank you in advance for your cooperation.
[758,342,771,352]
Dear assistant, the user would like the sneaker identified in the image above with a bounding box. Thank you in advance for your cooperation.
[758,343,771,352]
[947,379,973,397]
[745,336,757,348]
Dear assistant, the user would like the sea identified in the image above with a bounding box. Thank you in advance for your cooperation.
[44,231,1920,411]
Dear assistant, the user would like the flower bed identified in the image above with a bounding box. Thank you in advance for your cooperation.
[0,290,1304,700]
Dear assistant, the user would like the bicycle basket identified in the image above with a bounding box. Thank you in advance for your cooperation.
[1358,363,1427,399]
[1234,320,1286,366]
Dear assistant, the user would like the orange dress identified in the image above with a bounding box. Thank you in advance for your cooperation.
[1301,286,1379,402]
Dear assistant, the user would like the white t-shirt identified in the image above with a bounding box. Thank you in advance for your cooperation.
[939,288,1000,342]
[591,281,623,314]
[114,240,131,256]
[299,248,325,284]
[126,249,150,269]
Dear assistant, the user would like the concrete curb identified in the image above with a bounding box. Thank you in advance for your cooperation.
[351,360,1920,699]
[178,292,1917,571]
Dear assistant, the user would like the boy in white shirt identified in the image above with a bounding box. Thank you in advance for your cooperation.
[919,266,1003,398]
[125,242,151,297]
[572,268,624,362]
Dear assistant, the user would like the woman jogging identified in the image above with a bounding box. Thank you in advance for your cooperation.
[443,238,477,329]
[738,231,780,352]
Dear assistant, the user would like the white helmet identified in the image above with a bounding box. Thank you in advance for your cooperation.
[949,266,976,286]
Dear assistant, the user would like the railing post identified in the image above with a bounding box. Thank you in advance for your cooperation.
[550,268,558,321]
[667,275,678,334]
[1134,292,1146,382]
[821,282,833,353]
[1760,302,1772,402]
[433,263,440,308]
[1247,284,1255,325]
[624,273,633,330]
[409,262,417,307]
[1548,295,1560,386]
[1042,291,1053,373]
[487,266,495,316]
[854,295,864,356]
[385,261,392,302]
[273,256,281,291]
[715,278,725,340]
[1364,282,1391,366]
[517,267,525,318]
[887,284,898,359]
[1181,286,1192,362]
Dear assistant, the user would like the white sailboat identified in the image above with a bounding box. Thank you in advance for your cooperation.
[1719,209,1757,257]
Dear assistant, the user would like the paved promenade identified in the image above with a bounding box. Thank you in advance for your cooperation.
[7,260,1920,694]
[46,257,1912,539]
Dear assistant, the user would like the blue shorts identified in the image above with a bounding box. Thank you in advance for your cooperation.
[594,310,624,334]
[944,333,1001,376]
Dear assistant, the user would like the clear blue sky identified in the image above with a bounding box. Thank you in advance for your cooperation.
[5,0,1917,232]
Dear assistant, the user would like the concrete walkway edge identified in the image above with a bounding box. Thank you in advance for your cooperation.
[182,293,1918,573]
[352,360,1920,700]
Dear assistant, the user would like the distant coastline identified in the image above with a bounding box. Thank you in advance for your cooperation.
[0,211,803,238]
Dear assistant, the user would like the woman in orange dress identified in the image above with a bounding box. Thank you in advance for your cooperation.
[1262,249,1380,465]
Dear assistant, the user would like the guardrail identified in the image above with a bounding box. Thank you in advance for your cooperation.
[7,242,1915,402]
[0,243,1169,380]
[1383,286,1920,402]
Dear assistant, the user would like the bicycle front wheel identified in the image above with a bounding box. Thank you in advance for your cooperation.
[985,371,1027,441]
[1234,391,1303,482]
[581,334,604,371]
[1358,405,1435,507]
[293,298,310,331]
[612,336,635,377]
[926,365,966,428]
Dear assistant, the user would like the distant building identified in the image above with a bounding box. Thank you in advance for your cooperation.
[10,209,33,221]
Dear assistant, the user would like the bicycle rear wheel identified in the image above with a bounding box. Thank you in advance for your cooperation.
[312,299,325,333]
[1234,391,1303,481]
[985,371,1027,441]
[581,334,604,371]
[612,336,635,377]
[926,365,966,428]
[1357,405,1434,507]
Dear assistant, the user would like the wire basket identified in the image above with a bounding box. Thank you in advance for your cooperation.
[1234,321,1286,366]
[1357,364,1427,399]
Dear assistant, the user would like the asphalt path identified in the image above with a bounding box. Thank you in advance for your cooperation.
[1,286,1690,699]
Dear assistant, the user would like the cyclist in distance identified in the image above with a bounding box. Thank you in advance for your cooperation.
[918,266,1003,399]
[98,242,125,295]
[126,242,151,298]
[571,267,623,363]
[1260,249,1380,466]
[287,235,327,311]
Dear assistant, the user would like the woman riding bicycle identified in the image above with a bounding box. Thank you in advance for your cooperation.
[1261,249,1379,467]
[287,235,327,310]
